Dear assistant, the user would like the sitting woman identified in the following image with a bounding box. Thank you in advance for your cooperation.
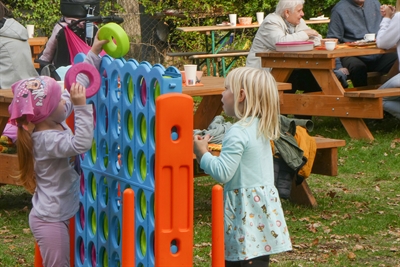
[0,1,38,89]
[246,0,323,93]
[377,1,400,119]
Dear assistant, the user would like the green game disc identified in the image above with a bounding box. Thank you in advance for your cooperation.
[127,149,133,176]
[140,191,146,219]
[91,210,97,235]
[154,80,160,100]
[104,214,109,240]
[91,176,97,200]
[140,228,147,256]
[91,139,97,164]
[140,153,146,180]
[127,112,134,140]
[140,116,147,143]
[128,77,134,103]
[103,250,108,267]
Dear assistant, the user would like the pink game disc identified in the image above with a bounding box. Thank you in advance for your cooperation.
[65,62,101,98]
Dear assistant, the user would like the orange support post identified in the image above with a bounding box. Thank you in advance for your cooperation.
[34,242,43,267]
[122,188,135,266]
[155,93,194,267]
[212,185,225,267]
[33,217,76,267]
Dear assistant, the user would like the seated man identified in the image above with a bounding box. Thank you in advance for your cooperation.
[327,0,397,87]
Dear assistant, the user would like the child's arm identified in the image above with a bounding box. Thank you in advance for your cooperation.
[76,32,109,87]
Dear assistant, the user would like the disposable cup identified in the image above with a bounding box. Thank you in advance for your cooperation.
[325,41,336,51]
[57,81,65,92]
[26,24,34,38]
[183,65,197,86]
[364,33,376,41]
[256,12,264,24]
[229,14,237,26]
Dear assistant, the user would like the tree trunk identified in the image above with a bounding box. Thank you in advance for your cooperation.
[116,0,141,59]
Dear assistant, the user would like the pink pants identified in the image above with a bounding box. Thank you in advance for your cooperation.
[29,210,71,267]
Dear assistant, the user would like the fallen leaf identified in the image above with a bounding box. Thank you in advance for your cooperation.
[327,191,336,198]
[353,244,364,251]
[347,252,356,260]
[312,238,319,246]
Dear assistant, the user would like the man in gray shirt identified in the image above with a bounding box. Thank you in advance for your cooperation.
[327,0,397,87]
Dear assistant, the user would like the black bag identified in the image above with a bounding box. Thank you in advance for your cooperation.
[60,0,100,18]
[273,156,307,200]
[273,157,296,200]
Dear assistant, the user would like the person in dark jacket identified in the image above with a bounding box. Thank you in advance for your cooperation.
[327,0,397,87]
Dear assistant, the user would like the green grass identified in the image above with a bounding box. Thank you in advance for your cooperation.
[1,116,400,266]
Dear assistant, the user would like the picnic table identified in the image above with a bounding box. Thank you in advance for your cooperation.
[175,19,330,77]
[28,37,48,69]
[256,44,399,140]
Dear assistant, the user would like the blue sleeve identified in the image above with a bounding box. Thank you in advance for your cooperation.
[200,126,247,184]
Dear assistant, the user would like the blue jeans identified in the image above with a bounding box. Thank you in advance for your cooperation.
[379,73,400,119]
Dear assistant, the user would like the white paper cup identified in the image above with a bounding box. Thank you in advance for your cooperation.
[364,33,376,41]
[229,14,237,26]
[256,12,264,24]
[57,81,65,91]
[325,41,336,51]
[183,65,197,86]
[26,24,34,38]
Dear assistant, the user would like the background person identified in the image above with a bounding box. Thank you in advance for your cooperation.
[193,67,292,267]
[0,1,38,89]
[246,0,322,94]
[38,16,86,67]
[327,0,397,87]
[377,1,400,119]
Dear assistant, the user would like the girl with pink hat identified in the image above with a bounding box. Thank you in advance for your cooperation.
[8,35,107,267]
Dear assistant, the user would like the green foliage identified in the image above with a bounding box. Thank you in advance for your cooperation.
[2,0,123,37]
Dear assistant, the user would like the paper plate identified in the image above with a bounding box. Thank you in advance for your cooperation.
[275,41,314,52]
[309,17,329,20]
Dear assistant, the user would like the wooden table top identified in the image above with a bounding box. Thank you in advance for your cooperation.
[256,45,396,59]
[182,76,291,96]
[28,37,48,46]
[0,89,13,104]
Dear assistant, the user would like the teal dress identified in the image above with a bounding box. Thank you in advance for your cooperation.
[200,118,292,261]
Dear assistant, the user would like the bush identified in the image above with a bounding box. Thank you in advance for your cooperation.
[2,0,122,37]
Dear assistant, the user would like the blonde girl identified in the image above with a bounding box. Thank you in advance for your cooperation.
[193,67,292,267]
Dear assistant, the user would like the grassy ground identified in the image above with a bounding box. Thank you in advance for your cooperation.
[1,116,400,266]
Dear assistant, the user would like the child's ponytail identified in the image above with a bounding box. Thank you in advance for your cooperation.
[14,116,36,194]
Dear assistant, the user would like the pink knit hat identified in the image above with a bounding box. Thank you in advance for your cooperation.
[8,76,62,125]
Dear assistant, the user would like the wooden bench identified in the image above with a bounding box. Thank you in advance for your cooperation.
[166,51,208,65]
[194,137,346,207]
[189,51,249,77]
[344,88,400,98]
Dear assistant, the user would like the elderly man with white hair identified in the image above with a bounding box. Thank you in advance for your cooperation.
[246,0,323,94]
